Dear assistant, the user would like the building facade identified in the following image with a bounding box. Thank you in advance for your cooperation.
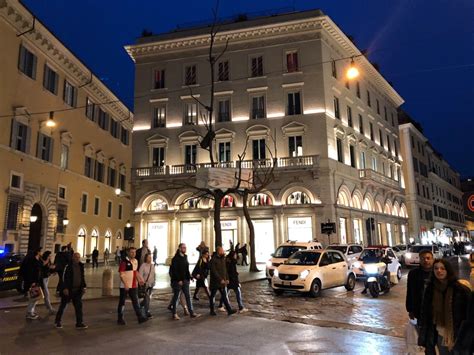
[399,111,465,243]
[126,10,408,264]
[0,0,133,258]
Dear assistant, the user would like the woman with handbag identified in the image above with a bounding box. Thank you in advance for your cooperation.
[192,249,210,301]
[41,251,56,315]
[20,248,43,320]
[138,253,155,319]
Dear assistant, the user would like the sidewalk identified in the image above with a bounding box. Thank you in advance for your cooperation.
[0,263,266,310]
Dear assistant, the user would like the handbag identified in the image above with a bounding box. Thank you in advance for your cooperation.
[29,284,44,300]
[138,266,152,299]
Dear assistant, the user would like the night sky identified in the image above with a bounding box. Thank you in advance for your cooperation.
[21,0,474,177]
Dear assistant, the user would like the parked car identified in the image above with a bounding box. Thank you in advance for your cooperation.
[272,249,356,297]
[326,244,363,267]
[0,252,24,292]
[404,245,443,266]
[458,241,473,255]
[392,244,408,264]
[266,241,323,281]
[352,246,402,281]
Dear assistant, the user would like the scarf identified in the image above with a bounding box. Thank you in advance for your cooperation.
[432,279,455,350]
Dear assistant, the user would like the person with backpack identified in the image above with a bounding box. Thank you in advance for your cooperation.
[218,250,248,313]
[192,249,210,301]
[138,253,155,319]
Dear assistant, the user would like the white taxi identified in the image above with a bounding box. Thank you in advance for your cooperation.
[271,249,356,297]
[327,244,363,267]
[266,241,323,281]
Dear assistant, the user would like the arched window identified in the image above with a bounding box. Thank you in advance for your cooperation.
[286,191,310,205]
[337,190,351,207]
[105,230,112,251]
[90,228,99,253]
[362,198,373,211]
[180,197,202,209]
[148,198,168,211]
[77,228,86,257]
[250,193,272,206]
[221,195,235,208]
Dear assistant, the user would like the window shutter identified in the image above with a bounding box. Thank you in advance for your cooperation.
[18,45,25,71]
[36,132,42,158]
[54,72,58,94]
[31,55,37,79]
[288,93,294,115]
[48,137,54,162]
[295,92,301,114]
[9,118,17,149]
[24,126,31,153]
[43,64,48,88]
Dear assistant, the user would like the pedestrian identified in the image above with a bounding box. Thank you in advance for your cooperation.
[20,248,43,320]
[169,243,200,320]
[167,291,190,315]
[54,246,68,295]
[153,246,158,266]
[196,241,208,257]
[92,247,99,269]
[218,250,248,313]
[104,248,110,266]
[192,249,210,301]
[115,246,121,265]
[418,259,472,354]
[138,253,155,319]
[406,250,434,322]
[240,244,248,266]
[235,242,241,264]
[41,251,56,315]
[117,247,147,325]
[136,239,151,268]
[209,246,236,316]
[54,252,88,329]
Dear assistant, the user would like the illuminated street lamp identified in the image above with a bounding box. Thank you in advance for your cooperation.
[115,188,121,196]
[46,111,56,127]
[346,57,359,80]
[125,220,131,228]
[63,218,69,226]
[30,215,38,223]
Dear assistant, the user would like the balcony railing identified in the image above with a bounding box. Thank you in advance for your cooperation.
[133,155,319,179]
[359,169,401,190]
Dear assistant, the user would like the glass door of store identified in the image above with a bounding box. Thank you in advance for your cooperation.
[180,221,202,264]
[253,219,275,263]
[147,222,169,264]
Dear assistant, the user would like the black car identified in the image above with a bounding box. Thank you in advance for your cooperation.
[0,253,24,292]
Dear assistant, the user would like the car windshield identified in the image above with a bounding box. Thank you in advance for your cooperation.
[360,249,383,262]
[328,246,347,253]
[409,246,432,253]
[274,246,305,258]
[396,245,407,251]
[287,251,321,265]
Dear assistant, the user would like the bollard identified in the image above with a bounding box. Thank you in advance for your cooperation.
[102,268,113,296]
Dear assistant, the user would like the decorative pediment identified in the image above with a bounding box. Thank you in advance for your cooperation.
[347,133,357,144]
[178,130,200,145]
[83,143,95,158]
[13,106,30,125]
[215,128,235,140]
[119,164,126,175]
[60,131,73,146]
[96,150,106,163]
[334,124,346,138]
[281,121,306,137]
[246,124,270,138]
[358,139,369,149]
[146,133,169,146]
[109,158,117,169]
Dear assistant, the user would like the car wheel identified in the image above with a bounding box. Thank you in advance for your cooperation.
[368,282,379,298]
[273,288,284,296]
[345,274,356,291]
[397,267,402,280]
[309,279,322,298]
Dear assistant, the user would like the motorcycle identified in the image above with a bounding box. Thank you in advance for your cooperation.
[363,258,391,298]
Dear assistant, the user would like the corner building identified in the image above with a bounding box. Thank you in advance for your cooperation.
[0,1,133,257]
[126,10,408,264]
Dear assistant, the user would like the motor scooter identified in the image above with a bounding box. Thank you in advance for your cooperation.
[363,258,391,298]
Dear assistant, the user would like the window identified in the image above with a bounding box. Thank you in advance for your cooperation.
[376,99,380,114]
[94,197,100,215]
[379,129,384,147]
[184,103,197,125]
[334,97,340,119]
[152,147,165,167]
[84,157,94,178]
[416,182,420,195]
[98,109,109,130]
[60,144,69,169]
[411,135,415,149]
[185,144,197,165]
[6,200,20,230]
[86,98,95,120]
[63,80,77,107]
[331,60,337,78]
[358,114,364,134]
[369,122,374,141]
[95,161,104,182]
[218,142,231,162]
[10,173,22,189]
[184,65,196,85]
[81,193,88,213]
[336,138,343,163]
[153,106,166,128]
[110,119,119,138]
[251,96,265,119]
[118,204,123,220]
[413,157,419,173]
[218,61,229,81]
[56,206,66,234]
[384,106,388,121]
[347,106,353,127]
[286,191,310,205]
[391,112,395,127]
[349,145,356,168]
[217,99,231,122]
[43,65,58,94]
[107,167,116,187]
[372,157,377,171]
[18,45,37,79]
[395,141,399,157]
[37,133,53,162]
[10,120,29,152]
[58,186,66,199]
[252,139,266,160]
[286,51,298,72]
[251,56,264,77]
[387,136,391,152]
[287,92,301,115]
[360,151,366,169]
[367,90,371,107]
[120,127,130,145]
[154,69,165,89]
[356,81,361,98]
[119,173,126,192]
[107,201,112,218]
[288,136,302,157]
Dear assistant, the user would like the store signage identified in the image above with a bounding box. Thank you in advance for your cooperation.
[196,168,253,190]
[321,222,336,235]
[221,220,237,230]
[288,217,311,228]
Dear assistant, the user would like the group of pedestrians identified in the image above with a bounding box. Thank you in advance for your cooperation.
[406,250,473,354]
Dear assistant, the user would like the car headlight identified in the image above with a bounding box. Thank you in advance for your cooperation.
[466,245,472,251]
[364,264,379,274]
[405,252,412,259]
[266,260,272,268]
[273,269,279,278]
[353,261,362,269]
[299,270,310,279]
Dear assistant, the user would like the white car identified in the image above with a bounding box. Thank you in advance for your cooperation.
[272,249,356,297]
[266,241,323,280]
[352,246,402,281]
[392,244,408,264]
[404,245,443,266]
[327,244,363,267]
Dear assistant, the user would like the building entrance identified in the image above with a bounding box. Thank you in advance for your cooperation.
[27,204,43,252]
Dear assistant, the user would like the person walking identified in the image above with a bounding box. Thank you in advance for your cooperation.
[20,249,43,320]
[192,249,210,301]
[418,259,472,354]
[196,241,208,257]
[169,243,199,320]
[115,246,121,265]
[136,240,151,268]
[54,246,69,295]
[209,246,236,316]
[92,247,99,269]
[104,248,110,266]
[138,253,155,319]
[54,252,88,329]
[240,244,248,266]
[117,247,147,325]
[235,243,241,264]
[218,251,248,313]
[406,250,434,323]
[41,251,56,315]
[153,246,158,266]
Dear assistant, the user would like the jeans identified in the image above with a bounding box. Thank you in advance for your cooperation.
[118,288,143,321]
[210,287,232,313]
[55,289,83,325]
[42,277,54,311]
[219,286,244,310]
[27,298,38,315]
[140,287,152,315]
[171,281,193,315]
[92,258,98,268]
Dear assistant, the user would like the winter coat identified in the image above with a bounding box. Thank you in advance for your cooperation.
[20,256,42,291]
[210,254,228,290]
[192,258,209,279]
[453,290,474,353]
[227,258,240,289]
[406,267,431,320]
[418,280,471,350]
[53,251,68,271]
[169,252,191,282]
[61,261,86,292]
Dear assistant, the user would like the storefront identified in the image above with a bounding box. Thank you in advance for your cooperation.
[147,222,169,264]
[90,229,98,253]
[180,221,202,264]
[353,219,363,244]
[253,219,275,263]
[287,217,313,242]
[386,223,393,246]
[77,228,86,257]
[104,230,112,252]
[339,218,347,244]
[221,220,238,251]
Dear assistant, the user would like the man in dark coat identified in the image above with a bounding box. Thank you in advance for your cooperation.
[406,250,434,322]
[209,246,236,316]
[20,248,43,319]
[136,239,151,268]
[55,252,88,329]
[91,247,99,269]
[54,246,68,294]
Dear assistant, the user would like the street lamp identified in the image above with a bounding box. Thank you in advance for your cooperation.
[46,111,56,128]
[115,188,121,196]
[63,218,69,226]
[346,57,359,80]
[126,220,131,228]
[30,215,38,223]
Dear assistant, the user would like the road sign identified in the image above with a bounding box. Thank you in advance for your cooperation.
[321,222,336,235]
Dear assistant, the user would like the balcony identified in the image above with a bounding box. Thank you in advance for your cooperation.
[359,169,401,190]
[133,155,319,179]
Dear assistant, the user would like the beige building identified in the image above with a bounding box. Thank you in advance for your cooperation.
[0,0,133,258]
[399,111,465,243]
[126,10,408,264]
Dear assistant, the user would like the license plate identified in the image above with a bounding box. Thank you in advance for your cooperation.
[282,281,291,286]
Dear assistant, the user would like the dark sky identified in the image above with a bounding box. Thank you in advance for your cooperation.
[22,0,474,177]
